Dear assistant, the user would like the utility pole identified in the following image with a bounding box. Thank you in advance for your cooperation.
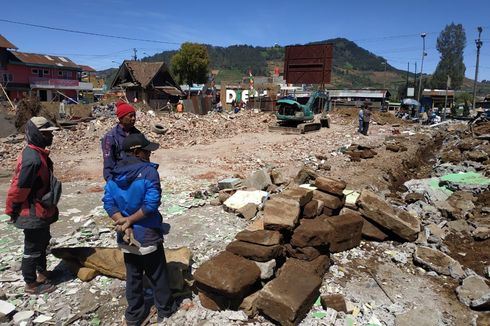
[406,62,410,94]
[414,62,417,98]
[132,48,138,61]
[472,27,483,110]
[417,33,427,102]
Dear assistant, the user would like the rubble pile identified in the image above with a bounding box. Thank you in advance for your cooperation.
[193,167,435,325]
[0,110,275,171]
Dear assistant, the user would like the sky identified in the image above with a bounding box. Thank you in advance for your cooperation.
[1,0,490,80]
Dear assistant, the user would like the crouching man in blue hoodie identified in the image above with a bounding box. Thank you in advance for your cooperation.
[103,133,174,325]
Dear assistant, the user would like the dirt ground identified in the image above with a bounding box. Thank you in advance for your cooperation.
[0,110,488,325]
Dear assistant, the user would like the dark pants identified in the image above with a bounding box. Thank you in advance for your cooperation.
[358,119,363,133]
[124,244,172,325]
[362,121,370,135]
[22,228,51,284]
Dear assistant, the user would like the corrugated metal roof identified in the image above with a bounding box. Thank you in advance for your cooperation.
[329,89,389,99]
[0,35,17,49]
[125,61,166,88]
[422,89,455,96]
[11,51,80,69]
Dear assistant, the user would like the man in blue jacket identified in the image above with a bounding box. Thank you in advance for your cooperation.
[103,133,174,325]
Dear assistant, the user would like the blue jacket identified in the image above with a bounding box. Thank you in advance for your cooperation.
[103,156,163,247]
[101,124,140,181]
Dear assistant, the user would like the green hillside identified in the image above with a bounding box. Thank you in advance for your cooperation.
[100,38,490,99]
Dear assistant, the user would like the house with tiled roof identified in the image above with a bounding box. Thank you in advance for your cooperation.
[0,34,92,102]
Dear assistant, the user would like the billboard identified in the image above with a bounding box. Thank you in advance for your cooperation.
[284,44,333,85]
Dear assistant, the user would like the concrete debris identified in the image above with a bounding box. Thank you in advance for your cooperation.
[413,246,465,279]
[243,169,272,190]
[254,260,276,280]
[357,190,421,241]
[455,275,490,309]
[218,177,242,190]
[223,190,268,211]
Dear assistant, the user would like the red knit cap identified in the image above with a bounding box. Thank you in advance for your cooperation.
[116,101,136,119]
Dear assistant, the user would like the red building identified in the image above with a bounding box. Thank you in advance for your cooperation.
[0,34,93,102]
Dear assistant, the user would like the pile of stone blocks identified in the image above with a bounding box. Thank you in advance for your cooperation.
[194,174,422,325]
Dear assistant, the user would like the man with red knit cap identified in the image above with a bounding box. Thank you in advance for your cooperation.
[101,101,140,181]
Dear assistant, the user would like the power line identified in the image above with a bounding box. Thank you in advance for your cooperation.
[0,18,180,45]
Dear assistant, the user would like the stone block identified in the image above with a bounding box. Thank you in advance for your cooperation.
[322,206,334,216]
[325,213,363,252]
[284,244,322,261]
[302,199,321,218]
[314,177,347,196]
[320,294,347,312]
[279,256,330,279]
[198,290,242,311]
[362,217,389,241]
[291,218,334,248]
[256,260,322,326]
[235,230,283,246]
[243,169,272,190]
[238,203,258,220]
[263,196,300,231]
[313,190,344,210]
[455,275,490,309]
[226,241,283,262]
[357,190,420,241]
[194,251,261,297]
[281,187,313,207]
[271,169,286,185]
[240,291,261,317]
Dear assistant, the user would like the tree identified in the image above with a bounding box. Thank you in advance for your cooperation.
[170,43,209,88]
[431,23,466,90]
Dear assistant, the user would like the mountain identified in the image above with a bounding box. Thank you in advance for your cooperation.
[101,38,490,99]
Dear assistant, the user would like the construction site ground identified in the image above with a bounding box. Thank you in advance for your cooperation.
[0,108,488,325]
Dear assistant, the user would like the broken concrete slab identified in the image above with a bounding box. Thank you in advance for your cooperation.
[446,220,471,234]
[256,260,322,326]
[312,190,344,210]
[290,217,333,248]
[325,212,363,253]
[455,275,490,309]
[403,178,452,204]
[235,230,283,246]
[395,306,442,326]
[263,196,300,231]
[223,190,268,211]
[343,189,360,209]
[357,190,420,242]
[254,259,276,280]
[243,169,272,190]
[320,294,347,313]
[0,300,15,316]
[237,203,258,220]
[194,251,260,297]
[226,240,284,262]
[413,246,465,279]
[404,192,425,204]
[218,177,242,190]
[473,227,490,240]
[281,187,313,207]
[314,176,346,197]
[440,172,490,194]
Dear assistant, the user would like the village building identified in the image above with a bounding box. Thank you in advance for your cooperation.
[0,34,93,102]
[110,60,183,110]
